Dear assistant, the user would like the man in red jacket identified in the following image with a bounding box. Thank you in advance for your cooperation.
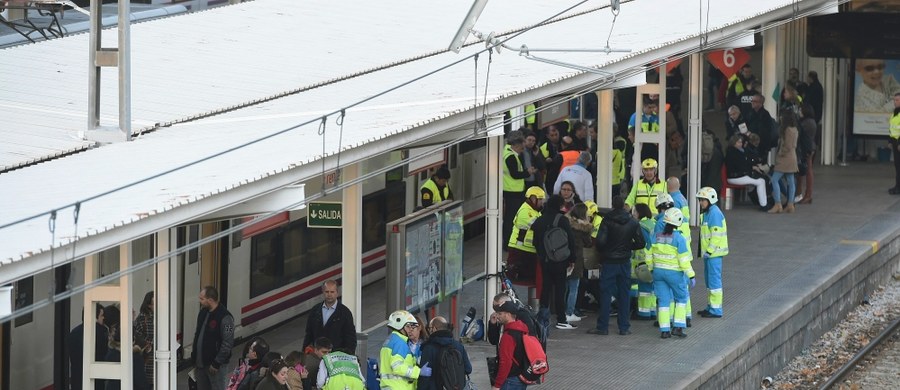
[492,301,530,390]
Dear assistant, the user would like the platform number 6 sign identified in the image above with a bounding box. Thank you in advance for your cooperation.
[707,48,750,79]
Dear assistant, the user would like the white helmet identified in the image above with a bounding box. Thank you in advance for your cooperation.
[696,187,718,204]
[655,193,674,209]
[663,208,684,227]
[388,310,417,330]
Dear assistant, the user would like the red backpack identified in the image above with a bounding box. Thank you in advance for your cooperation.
[509,329,549,384]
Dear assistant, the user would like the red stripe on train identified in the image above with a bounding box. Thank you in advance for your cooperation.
[241,249,386,314]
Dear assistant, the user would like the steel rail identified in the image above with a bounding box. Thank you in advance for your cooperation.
[817,315,900,390]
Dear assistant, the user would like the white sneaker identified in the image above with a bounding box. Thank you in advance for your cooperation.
[566,314,583,322]
[794,194,804,203]
[556,322,577,330]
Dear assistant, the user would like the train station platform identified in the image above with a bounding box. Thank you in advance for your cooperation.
[176,160,900,389]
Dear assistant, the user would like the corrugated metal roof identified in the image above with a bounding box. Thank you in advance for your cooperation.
[0,0,828,277]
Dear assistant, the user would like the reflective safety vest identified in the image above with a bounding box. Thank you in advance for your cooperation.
[559,150,580,170]
[508,203,541,253]
[525,104,536,125]
[653,213,691,250]
[629,113,660,133]
[647,231,695,278]
[379,331,419,390]
[502,145,525,192]
[540,142,557,160]
[670,191,692,246]
[891,111,900,140]
[612,136,627,185]
[322,352,365,390]
[631,217,655,275]
[699,204,729,258]
[589,214,603,239]
[625,179,667,215]
[728,74,746,97]
[420,178,451,206]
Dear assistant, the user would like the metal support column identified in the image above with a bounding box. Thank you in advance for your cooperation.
[82,243,133,389]
[87,0,131,143]
[484,134,503,318]
[687,53,703,225]
[155,228,177,390]
[762,26,781,116]
[633,74,666,183]
[822,58,836,165]
[342,163,362,330]
[596,90,614,208]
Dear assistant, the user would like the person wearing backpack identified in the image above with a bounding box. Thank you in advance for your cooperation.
[530,194,578,330]
[491,302,534,390]
[417,316,471,390]
[589,195,646,336]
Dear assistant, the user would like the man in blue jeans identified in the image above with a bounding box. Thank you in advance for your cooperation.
[588,196,646,335]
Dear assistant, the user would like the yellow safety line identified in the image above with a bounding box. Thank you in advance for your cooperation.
[840,239,879,254]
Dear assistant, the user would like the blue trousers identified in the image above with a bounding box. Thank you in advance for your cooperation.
[597,263,631,332]
[565,276,580,316]
[771,171,796,203]
[501,376,528,390]
[652,269,688,332]
[704,256,723,316]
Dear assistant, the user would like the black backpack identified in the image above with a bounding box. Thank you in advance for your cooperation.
[543,214,571,262]
[437,344,467,390]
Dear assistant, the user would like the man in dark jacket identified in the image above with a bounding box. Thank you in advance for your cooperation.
[589,196,646,336]
[68,304,108,390]
[745,93,777,161]
[418,316,472,390]
[192,286,235,390]
[531,194,577,330]
[303,280,358,354]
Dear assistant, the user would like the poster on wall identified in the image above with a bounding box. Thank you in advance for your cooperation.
[442,205,465,298]
[853,58,900,136]
[404,214,442,312]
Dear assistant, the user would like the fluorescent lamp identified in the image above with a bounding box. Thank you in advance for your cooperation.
[448,0,489,53]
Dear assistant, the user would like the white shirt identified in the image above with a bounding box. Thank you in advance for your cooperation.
[553,163,594,202]
[322,302,336,324]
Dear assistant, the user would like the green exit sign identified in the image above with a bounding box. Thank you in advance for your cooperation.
[308,202,343,228]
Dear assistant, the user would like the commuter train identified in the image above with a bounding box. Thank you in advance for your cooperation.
[5,139,490,390]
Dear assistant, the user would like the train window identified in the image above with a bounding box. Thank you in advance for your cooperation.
[14,276,33,326]
[176,225,201,265]
[250,219,341,299]
[362,182,406,252]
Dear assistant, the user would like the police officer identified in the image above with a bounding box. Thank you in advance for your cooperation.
[647,208,695,339]
[380,310,431,389]
[696,187,729,318]
[625,158,667,215]
[420,165,453,208]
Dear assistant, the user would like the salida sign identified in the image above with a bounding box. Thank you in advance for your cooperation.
[308,202,342,228]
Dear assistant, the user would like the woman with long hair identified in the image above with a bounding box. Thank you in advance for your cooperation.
[558,181,582,213]
[564,203,593,322]
[769,109,800,213]
[133,291,155,387]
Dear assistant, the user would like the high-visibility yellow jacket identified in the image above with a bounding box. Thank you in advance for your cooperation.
[508,203,541,253]
[379,331,420,390]
[699,204,729,258]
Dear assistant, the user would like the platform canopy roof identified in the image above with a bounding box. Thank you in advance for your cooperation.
[0,0,838,285]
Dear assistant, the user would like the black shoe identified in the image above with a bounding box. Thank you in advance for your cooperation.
[661,331,671,339]
[672,327,687,338]
[653,320,659,327]
[619,330,632,335]
[686,318,692,328]
[698,310,722,318]
[890,187,900,195]
[587,328,608,335]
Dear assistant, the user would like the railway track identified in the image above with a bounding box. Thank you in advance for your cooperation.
[818,317,900,390]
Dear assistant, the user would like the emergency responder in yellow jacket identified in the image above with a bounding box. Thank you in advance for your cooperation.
[380,310,431,389]
[317,350,365,390]
[696,187,728,318]
[503,133,534,246]
[889,93,900,195]
[653,193,693,325]
[625,158,668,215]
[647,208,695,339]
[420,165,452,208]
[507,186,545,286]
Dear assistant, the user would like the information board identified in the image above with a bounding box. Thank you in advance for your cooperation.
[404,214,442,312]
[442,204,464,298]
